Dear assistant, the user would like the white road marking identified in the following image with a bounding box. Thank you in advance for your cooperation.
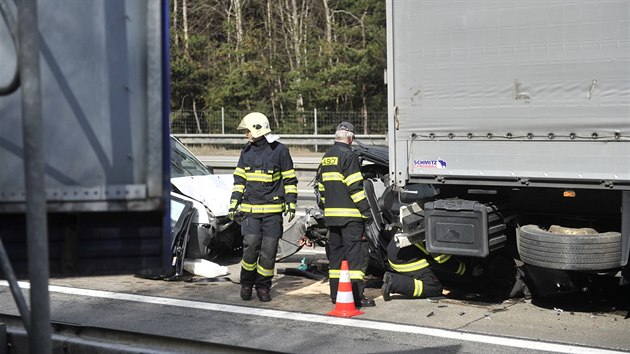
[0,281,624,354]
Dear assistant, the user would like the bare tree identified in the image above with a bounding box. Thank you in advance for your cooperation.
[322,0,332,48]
[333,7,370,133]
[168,0,386,133]
[233,0,244,63]
[173,0,179,47]
[359,10,368,134]
[265,0,281,128]
[283,0,312,125]
[183,0,189,53]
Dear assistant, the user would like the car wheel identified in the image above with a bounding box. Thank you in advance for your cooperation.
[517,224,622,271]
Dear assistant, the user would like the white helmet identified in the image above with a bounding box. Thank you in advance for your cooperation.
[237,112,272,138]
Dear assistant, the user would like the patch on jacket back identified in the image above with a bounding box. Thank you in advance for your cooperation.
[321,157,338,166]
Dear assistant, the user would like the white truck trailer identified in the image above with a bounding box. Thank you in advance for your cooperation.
[386,0,629,296]
[0,0,168,276]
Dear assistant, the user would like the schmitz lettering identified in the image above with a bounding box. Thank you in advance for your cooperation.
[413,159,447,169]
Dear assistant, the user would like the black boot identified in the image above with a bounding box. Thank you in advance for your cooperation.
[356,295,375,308]
[240,286,253,300]
[257,288,271,302]
[381,272,393,302]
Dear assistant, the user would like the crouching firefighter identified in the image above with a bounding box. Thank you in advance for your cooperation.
[381,237,470,300]
[228,112,298,302]
[316,121,376,308]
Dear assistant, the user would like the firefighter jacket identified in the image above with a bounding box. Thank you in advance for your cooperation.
[316,141,371,226]
[230,138,297,215]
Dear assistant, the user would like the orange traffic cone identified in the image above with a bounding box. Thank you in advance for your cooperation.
[327,260,364,318]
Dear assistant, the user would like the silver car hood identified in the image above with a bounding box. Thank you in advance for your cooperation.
[171,174,234,217]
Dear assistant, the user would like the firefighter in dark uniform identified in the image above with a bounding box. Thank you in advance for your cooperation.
[316,121,376,308]
[228,112,298,302]
[381,237,469,300]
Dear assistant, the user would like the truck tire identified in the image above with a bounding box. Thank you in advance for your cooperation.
[517,224,622,271]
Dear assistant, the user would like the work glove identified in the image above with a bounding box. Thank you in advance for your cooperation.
[284,202,296,222]
[228,199,239,220]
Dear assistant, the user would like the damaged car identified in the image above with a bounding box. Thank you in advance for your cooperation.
[170,135,242,265]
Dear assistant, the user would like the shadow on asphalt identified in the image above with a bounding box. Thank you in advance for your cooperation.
[531,283,629,318]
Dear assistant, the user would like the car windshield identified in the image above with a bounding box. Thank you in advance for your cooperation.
[170,136,211,178]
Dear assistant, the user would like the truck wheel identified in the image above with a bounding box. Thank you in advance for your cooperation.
[517,224,622,271]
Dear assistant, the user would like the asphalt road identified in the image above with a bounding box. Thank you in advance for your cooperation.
[1,248,629,353]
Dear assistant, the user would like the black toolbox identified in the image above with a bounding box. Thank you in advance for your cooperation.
[424,199,510,257]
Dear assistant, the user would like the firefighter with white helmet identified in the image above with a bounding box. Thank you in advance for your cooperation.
[229,112,298,302]
[237,112,272,139]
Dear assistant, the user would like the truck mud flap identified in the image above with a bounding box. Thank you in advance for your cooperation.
[518,225,622,271]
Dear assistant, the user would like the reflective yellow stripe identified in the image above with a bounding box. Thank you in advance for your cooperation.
[344,172,363,186]
[241,259,256,271]
[232,184,245,193]
[234,167,247,179]
[414,243,430,255]
[348,270,365,280]
[284,185,298,194]
[456,261,466,276]
[329,269,363,280]
[257,264,274,277]
[317,182,325,191]
[388,258,430,272]
[230,199,239,208]
[351,190,366,203]
[246,172,271,182]
[433,254,451,264]
[282,169,296,179]
[320,197,326,204]
[245,171,281,182]
[324,207,362,218]
[329,269,340,279]
[413,278,424,297]
[322,172,344,181]
[240,203,284,213]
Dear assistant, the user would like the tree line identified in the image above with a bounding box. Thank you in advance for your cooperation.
[169,0,386,134]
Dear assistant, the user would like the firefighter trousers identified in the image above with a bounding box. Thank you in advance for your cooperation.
[240,214,283,290]
[386,239,468,298]
[387,267,443,298]
[327,221,369,304]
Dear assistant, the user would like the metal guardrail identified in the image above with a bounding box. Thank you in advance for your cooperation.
[0,314,266,353]
[197,156,322,172]
[198,156,320,204]
[173,134,387,147]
